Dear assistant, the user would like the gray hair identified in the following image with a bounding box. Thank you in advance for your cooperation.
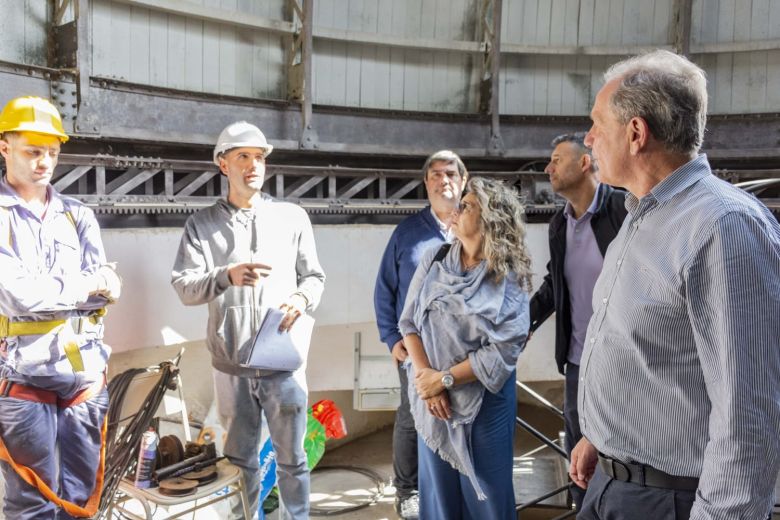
[422,150,468,180]
[603,49,708,155]
[551,132,588,149]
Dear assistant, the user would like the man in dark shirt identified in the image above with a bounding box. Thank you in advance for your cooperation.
[528,133,626,509]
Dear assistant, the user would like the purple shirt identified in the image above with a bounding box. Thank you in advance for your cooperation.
[562,188,603,365]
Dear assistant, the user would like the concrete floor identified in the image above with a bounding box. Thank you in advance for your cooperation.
[1,401,778,519]
[307,403,575,520]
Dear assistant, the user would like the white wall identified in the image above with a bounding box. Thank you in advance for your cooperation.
[101,222,560,391]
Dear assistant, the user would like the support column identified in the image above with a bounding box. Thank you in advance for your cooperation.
[673,0,693,57]
[288,0,317,150]
[478,0,504,155]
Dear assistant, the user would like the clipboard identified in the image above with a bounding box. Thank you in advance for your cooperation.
[241,308,315,371]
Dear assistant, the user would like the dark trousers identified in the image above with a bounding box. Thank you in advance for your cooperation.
[578,465,695,520]
[564,363,585,508]
[393,363,418,499]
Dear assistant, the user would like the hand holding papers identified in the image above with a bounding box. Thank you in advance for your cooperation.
[242,308,315,371]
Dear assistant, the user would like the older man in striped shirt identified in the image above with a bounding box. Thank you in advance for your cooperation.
[570,50,780,519]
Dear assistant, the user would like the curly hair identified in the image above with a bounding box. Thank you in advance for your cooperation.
[465,177,533,290]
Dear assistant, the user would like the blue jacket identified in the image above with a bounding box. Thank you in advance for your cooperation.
[374,207,448,351]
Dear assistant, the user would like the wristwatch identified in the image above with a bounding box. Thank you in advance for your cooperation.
[441,370,455,389]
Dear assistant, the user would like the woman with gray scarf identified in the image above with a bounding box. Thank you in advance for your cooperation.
[399,177,533,519]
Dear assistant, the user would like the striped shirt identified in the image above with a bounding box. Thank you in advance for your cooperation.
[579,155,780,519]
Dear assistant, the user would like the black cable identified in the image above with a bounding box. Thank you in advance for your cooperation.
[97,362,179,518]
[309,465,387,517]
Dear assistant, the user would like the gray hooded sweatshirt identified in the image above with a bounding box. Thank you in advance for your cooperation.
[171,196,325,377]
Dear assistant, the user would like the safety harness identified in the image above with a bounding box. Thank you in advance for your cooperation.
[0,378,108,517]
[0,205,108,517]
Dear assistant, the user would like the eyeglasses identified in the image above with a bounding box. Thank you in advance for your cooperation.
[457,200,476,213]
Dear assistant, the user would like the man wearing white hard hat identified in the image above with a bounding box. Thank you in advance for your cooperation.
[0,96,121,519]
[172,121,325,519]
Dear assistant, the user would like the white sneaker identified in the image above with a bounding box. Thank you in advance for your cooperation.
[397,494,419,519]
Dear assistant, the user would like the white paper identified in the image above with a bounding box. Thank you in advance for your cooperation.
[242,308,315,371]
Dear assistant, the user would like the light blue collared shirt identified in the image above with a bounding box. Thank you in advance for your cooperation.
[0,177,110,377]
[579,155,780,519]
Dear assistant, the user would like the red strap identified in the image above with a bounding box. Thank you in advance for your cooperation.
[0,378,105,409]
[0,380,57,405]
[58,377,105,408]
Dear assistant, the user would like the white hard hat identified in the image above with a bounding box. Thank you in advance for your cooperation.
[213,121,273,165]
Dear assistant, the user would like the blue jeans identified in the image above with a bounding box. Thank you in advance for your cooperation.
[213,369,309,520]
[417,372,516,520]
[0,368,108,520]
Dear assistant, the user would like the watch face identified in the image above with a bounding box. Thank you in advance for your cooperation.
[442,374,454,388]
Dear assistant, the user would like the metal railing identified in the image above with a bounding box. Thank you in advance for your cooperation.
[514,380,576,519]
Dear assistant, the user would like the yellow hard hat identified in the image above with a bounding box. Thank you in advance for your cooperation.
[0,96,69,143]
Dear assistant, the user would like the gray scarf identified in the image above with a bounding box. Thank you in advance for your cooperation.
[400,241,529,499]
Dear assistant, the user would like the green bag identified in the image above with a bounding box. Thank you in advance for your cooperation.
[304,409,327,469]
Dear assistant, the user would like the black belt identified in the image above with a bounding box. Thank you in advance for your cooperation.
[598,453,699,492]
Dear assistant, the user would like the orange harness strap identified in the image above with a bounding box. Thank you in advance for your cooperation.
[0,380,108,518]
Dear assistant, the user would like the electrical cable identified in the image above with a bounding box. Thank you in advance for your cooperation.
[308,464,387,516]
[97,361,179,518]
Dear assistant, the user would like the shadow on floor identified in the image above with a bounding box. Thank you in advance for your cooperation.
[309,402,574,519]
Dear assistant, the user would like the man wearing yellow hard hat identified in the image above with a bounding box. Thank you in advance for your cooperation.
[0,96,121,519]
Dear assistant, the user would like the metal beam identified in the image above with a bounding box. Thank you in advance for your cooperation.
[337,177,375,200]
[4,153,772,222]
[107,169,160,195]
[286,175,324,199]
[673,0,693,56]
[111,0,295,35]
[481,0,504,155]
[2,65,778,163]
[299,0,317,150]
[53,165,91,191]
[313,26,482,54]
[74,0,95,134]
[690,38,780,54]
[54,0,72,26]
[388,180,422,200]
[500,43,676,56]
[176,171,218,197]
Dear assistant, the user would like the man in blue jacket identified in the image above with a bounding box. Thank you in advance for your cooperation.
[528,133,627,510]
[374,150,467,519]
